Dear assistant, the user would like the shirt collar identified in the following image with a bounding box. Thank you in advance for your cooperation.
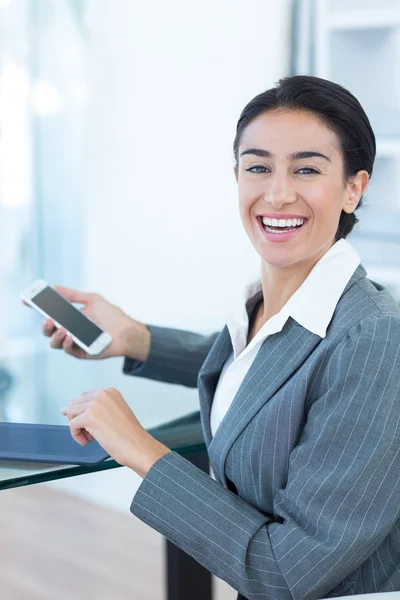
[286,238,361,337]
[236,238,361,340]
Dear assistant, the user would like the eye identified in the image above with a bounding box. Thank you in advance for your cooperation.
[296,167,320,175]
[245,165,269,174]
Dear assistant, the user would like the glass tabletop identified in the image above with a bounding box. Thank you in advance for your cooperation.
[0,337,205,490]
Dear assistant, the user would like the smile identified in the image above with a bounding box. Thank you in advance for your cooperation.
[256,216,309,242]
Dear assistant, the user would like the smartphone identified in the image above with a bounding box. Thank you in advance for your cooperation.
[21,279,112,356]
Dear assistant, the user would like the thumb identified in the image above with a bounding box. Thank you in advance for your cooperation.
[53,285,90,305]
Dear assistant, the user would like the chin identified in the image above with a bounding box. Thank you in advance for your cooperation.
[263,257,298,268]
[258,243,311,268]
[256,250,296,268]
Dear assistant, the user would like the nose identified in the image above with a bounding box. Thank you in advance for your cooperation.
[264,171,297,208]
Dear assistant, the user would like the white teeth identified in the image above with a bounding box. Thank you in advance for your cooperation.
[262,217,305,227]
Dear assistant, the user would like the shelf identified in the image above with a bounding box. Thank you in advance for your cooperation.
[328,27,400,121]
[329,10,400,31]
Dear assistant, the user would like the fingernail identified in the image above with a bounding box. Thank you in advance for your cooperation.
[61,407,67,414]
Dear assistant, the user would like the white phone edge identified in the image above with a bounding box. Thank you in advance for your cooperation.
[21,279,112,356]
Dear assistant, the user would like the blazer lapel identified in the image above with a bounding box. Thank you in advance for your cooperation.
[197,292,263,449]
[209,320,321,486]
[197,325,232,449]
[198,262,368,486]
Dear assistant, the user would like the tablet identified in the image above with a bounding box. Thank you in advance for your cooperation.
[0,422,110,465]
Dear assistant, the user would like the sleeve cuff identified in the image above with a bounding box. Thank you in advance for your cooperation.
[123,355,146,375]
[130,449,267,534]
[122,323,164,377]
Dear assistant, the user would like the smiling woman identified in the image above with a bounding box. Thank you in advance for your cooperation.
[232,76,372,325]
[40,75,400,600]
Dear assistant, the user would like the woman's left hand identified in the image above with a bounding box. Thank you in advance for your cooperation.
[61,388,170,478]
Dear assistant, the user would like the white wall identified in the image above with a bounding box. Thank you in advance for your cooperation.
[49,0,291,512]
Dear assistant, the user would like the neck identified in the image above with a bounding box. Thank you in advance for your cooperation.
[259,242,334,322]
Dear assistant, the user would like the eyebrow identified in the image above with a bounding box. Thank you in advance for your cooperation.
[239,148,331,162]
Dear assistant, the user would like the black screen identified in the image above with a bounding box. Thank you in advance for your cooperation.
[32,286,103,346]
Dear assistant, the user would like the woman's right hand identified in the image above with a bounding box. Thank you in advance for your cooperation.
[35,286,150,361]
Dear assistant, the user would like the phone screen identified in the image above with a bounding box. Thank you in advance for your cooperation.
[32,286,103,347]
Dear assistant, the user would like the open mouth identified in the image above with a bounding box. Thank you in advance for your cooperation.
[257,216,308,234]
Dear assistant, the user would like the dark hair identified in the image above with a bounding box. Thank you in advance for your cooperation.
[233,75,376,241]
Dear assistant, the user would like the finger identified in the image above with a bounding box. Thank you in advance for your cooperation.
[70,426,89,446]
[42,319,56,337]
[53,285,90,305]
[62,406,94,444]
[61,337,87,359]
[69,419,94,443]
[61,400,91,419]
[49,328,67,349]
[62,335,79,354]
[70,390,98,406]
[78,430,94,443]
[63,335,73,349]
[69,413,91,446]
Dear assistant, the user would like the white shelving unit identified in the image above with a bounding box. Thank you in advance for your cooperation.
[328,10,400,31]
[292,0,400,300]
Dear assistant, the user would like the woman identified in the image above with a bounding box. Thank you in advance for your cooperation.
[44,75,400,599]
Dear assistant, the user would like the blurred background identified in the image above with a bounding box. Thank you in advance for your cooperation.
[0,0,400,598]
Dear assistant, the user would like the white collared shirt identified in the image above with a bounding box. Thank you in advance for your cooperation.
[210,238,361,440]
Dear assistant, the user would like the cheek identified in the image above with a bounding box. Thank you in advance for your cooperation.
[237,188,250,215]
[303,181,343,219]
[238,197,256,229]
[238,181,259,212]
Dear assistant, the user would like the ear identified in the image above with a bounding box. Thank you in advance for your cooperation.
[233,164,238,182]
[343,170,369,214]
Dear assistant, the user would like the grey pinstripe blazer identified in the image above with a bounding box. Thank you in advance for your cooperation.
[123,263,400,599]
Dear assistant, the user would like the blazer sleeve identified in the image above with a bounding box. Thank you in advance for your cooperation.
[129,314,400,600]
[122,324,220,388]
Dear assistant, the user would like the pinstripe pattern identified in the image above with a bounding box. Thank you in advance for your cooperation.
[124,264,400,599]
